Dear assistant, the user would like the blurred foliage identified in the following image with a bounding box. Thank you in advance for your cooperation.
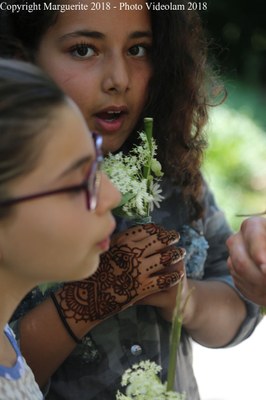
[203,99,266,232]
[224,78,266,131]
[201,3,266,231]
[202,0,266,87]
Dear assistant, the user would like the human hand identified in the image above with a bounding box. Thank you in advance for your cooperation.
[226,217,266,305]
[55,223,185,323]
[136,264,194,323]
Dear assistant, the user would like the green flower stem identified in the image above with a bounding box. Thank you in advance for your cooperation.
[144,117,153,151]
[167,282,194,393]
[166,282,183,392]
[143,117,153,215]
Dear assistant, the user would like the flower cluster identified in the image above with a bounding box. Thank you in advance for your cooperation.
[102,118,164,219]
[116,360,185,400]
[116,279,192,400]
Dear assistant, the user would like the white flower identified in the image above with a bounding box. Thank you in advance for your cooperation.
[149,182,164,212]
[102,118,164,219]
[116,360,186,400]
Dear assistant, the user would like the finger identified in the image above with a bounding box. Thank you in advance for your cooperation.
[140,270,184,299]
[141,246,186,275]
[241,218,266,266]
[121,223,180,244]
[148,224,180,245]
[227,233,259,278]
[230,266,266,300]
[141,231,181,257]
[230,255,263,283]
[229,257,263,288]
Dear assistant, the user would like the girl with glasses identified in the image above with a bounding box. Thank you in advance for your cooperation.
[1,1,261,399]
[0,57,120,399]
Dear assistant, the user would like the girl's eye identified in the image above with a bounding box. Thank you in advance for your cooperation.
[128,45,149,57]
[70,44,96,59]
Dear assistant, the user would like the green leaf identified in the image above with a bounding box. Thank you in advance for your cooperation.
[117,192,136,207]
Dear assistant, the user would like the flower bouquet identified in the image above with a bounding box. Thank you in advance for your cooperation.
[102,117,164,222]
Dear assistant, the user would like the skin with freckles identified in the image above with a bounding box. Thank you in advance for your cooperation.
[227,217,266,305]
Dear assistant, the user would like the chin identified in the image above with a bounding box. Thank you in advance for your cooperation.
[78,257,100,280]
[102,136,128,155]
[89,259,100,276]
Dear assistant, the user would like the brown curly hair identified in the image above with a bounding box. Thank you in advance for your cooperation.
[145,1,224,218]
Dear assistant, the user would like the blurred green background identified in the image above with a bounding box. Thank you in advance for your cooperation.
[200,0,266,231]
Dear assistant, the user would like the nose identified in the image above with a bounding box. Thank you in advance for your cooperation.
[102,53,130,94]
[96,172,121,214]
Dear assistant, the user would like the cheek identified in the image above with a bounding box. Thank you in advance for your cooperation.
[37,57,92,114]
[7,207,98,282]
[56,75,97,125]
[134,67,152,105]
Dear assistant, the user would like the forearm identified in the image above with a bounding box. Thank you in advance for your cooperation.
[183,280,247,347]
[18,296,99,388]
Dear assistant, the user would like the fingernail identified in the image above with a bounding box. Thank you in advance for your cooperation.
[161,247,186,265]
[157,229,180,245]
[157,271,183,289]
[142,223,159,235]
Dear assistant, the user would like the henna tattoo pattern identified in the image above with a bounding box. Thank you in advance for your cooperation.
[57,244,144,322]
[143,223,180,245]
[157,271,183,290]
[56,227,185,324]
[160,247,186,266]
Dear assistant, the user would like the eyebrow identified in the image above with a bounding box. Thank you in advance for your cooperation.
[129,31,152,40]
[59,30,152,42]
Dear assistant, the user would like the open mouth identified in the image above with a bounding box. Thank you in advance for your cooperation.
[94,108,128,133]
[96,110,126,123]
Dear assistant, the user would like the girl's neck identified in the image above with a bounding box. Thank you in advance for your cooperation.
[0,328,17,368]
[0,267,34,332]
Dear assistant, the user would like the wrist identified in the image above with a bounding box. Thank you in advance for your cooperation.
[52,289,100,344]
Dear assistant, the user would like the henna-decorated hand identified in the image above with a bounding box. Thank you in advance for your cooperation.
[137,264,189,322]
[56,223,185,325]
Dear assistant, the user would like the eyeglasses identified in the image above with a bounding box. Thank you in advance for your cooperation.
[0,132,103,211]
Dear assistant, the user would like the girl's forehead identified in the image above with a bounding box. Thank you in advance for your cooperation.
[52,0,151,32]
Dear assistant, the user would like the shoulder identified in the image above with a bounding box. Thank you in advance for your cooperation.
[0,325,43,399]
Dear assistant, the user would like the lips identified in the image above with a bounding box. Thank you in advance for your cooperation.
[96,219,116,252]
[94,106,128,133]
[96,110,122,122]
[97,237,111,252]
